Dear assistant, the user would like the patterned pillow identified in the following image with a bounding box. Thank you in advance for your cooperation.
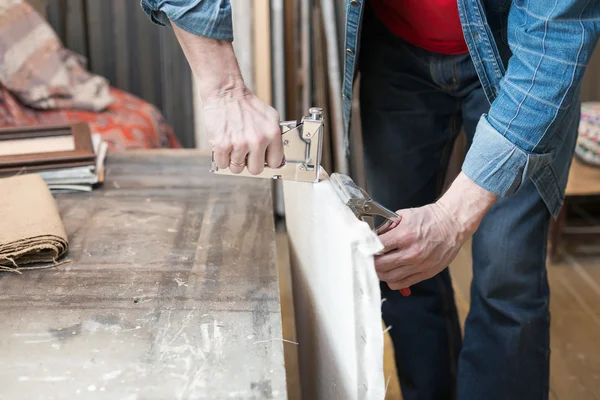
[576,102,600,167]
[0,0,113,111]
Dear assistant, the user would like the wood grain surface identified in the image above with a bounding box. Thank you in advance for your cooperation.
[0,151,287,399]
[566,157,600,196]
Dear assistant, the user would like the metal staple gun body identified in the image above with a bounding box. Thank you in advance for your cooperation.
[210,107,325,183]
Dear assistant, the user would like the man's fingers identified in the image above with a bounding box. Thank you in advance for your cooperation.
[374,249,405,272]
[375,245,421,272]
[378,232,398,253]
[379,223,411,253]
[265,137,284,168]
[247,139,268,175]
[388,272,429,291]
[228,146,249,174]
[213,143,233,170]
[377,263,419,283]
[375,217,401,236]
[264,116,284,168]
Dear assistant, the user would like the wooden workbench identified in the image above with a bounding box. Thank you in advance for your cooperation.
[0,151,287,399]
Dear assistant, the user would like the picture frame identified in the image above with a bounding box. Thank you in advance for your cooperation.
[0,123,95,173]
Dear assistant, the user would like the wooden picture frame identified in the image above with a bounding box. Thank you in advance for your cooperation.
[0,123,95,173]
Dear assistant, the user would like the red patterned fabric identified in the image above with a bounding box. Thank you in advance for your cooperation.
[0,85,180,150]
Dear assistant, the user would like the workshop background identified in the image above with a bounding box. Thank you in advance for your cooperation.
[13,1,600,399]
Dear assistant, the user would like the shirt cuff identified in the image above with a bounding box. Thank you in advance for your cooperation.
[462,115,553,197]
[140,0,233,42]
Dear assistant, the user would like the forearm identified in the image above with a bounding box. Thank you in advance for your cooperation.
[140,0,282,174]
[171,24,246,100]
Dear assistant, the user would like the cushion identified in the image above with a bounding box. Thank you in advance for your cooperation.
[0,85,180,150]
[576,102,600,167]
[0,0,113,111]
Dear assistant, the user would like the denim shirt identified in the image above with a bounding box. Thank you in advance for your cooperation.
[141,0,600,217]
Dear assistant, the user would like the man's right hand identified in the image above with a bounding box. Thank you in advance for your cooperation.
[170,21,283,175]
[203,85,284,175]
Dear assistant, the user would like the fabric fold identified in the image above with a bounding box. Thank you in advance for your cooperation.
[0,174,68,270]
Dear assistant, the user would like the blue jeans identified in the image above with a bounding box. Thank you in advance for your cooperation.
[358,7,551,400]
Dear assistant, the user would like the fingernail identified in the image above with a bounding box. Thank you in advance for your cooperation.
[400,288,411,296]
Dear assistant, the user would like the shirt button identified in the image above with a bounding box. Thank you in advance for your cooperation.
[346,48,355,56]
[350,0,360,6]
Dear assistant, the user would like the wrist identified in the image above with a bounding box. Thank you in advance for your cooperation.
[437,172,498,235]
[197,74,249,102]
[191,40,246,100]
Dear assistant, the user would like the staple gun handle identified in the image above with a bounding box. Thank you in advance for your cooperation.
[361,200,401,235]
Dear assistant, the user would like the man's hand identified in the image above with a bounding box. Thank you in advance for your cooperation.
[375,172,498,291]
[202,88,283,175]
[171,23,283,175]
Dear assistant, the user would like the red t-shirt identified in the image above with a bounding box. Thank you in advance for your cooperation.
[370,0,469,55]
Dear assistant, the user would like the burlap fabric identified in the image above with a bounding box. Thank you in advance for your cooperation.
[0,174,68,271]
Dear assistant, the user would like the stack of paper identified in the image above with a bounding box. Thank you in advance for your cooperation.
[42,134,108,192]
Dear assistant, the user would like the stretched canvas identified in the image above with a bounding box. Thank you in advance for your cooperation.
[283,177,386,400]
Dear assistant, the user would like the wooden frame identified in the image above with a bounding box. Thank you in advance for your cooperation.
[0,123,95,172]
[254,0,273,105]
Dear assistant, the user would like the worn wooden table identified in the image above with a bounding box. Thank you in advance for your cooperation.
[0,151,287,399]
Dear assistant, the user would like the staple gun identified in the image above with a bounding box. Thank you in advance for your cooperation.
[210,107,326,182]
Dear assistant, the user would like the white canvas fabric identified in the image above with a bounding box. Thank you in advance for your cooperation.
[283,176,386,400]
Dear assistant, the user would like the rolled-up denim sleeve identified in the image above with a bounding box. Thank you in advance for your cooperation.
[140,0,233,42]
[462,1,599,197]
[462,115,553,196]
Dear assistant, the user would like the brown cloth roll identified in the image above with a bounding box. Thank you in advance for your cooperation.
[0,174,68,271]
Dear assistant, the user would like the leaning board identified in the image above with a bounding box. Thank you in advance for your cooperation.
[283,175,386,400]
[0,151,287,399]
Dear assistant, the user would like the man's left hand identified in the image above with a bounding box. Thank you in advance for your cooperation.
[375,172,499,292]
